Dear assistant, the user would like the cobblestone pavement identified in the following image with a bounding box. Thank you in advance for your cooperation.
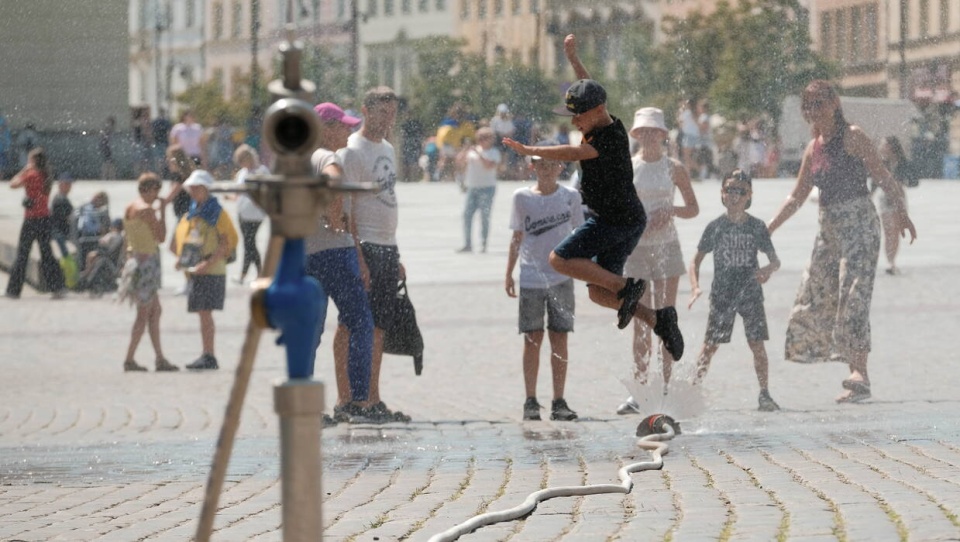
[2,179,960,541]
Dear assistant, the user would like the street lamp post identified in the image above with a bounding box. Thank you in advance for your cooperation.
[252,0,261,105]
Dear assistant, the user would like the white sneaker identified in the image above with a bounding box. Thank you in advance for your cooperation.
[616,396,640,415]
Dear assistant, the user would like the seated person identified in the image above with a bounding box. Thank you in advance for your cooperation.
[78,218,125,293]
[74,191,111,271]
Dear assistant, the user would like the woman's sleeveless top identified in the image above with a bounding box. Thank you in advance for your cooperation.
[809,127,869,207]
[124,217,158,255]
[632,154,678,246]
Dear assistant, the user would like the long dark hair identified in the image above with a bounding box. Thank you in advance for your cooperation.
[801,80,848,140]
[28,147,53,194]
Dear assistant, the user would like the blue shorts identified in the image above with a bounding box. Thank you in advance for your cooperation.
[552,216,645,276]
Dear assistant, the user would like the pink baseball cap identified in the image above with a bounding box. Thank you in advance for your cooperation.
[314,102,362,127]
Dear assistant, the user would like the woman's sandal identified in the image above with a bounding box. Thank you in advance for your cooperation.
[837,379,871,403]
[124,360,148,372]
[155,358,180,372]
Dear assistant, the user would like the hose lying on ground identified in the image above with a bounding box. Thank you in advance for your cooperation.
[427,415,678,542]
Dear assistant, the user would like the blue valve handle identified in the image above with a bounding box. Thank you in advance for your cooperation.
[265,239,322,379]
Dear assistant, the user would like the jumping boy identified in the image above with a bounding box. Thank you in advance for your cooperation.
[688,170,781,411]
[502,34,683,359]
[506,141,584,421]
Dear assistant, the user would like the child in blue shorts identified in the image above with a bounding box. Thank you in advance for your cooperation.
[503,34,684,359]
[688,170,781,411]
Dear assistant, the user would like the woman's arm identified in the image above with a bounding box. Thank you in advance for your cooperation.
[767,140,816,234]
[849,127,916,243]
[671,158,699,220]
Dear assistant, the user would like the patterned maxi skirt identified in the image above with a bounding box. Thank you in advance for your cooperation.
[119,252,162,306]
[785,196,881,363]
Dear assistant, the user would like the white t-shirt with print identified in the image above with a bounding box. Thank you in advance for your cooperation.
[509,185,584,289]
[338,132,398,246]
[170,122,203,157]
[306,148,354,254]
[464,146,501,189]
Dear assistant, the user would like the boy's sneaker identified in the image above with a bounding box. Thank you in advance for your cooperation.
[523,397,542,421]
[333,402,370,423]
[616,278,646,329]
[653,307,684,360]
[185,353,219,370]
[550,398,578,421]
[758,390,780,412]
[617,396,640,415]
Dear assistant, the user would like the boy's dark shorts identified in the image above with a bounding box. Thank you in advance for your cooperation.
[705,294,769,344]
[360,242,400,330]
[552,216,645,276]
[188,274,226,312]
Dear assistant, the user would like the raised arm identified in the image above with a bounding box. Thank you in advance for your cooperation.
[563,34,590,80]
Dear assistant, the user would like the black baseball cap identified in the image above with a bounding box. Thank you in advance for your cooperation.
[553,79,607,116]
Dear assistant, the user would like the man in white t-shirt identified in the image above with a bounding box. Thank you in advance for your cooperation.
[336,86,411,423]
[169,110,204,166]
[458,127,501,253]
[505,141,584,422]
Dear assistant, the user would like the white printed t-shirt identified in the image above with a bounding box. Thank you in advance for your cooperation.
[338,131,398,246]
[509,185,584,288]
[306,148,354,254]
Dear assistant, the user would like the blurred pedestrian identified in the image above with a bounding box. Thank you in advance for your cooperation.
[151,108,172,175]
[231,144,268,283]
[678,99,700,178]
[0,109,11,179]
[767,79,917,403]
[170,170,239,370]
[49,173,75,258]
[689,170,781,411]
[503,34,684,360]
[16,123,38,169]
[164,144,195,220]
[307,102,374,424]
[99,116,117,180]
[505,141,584,421]
[457,127,500,253]
[169,110,203,166]
[873,136,916,275]
[398,99,424,183]
[5,148,66,299]
[435,103,476,182]
[337,87,411,422]
[617,107,699,414]
[75,191,111,274]
[120,173,176,372]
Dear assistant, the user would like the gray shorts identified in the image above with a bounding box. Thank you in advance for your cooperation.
[518,280,575,334]
[705,293,768,344]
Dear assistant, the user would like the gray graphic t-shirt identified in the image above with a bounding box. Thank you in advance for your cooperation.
[696,214,775,302]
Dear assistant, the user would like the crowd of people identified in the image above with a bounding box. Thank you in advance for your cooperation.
[3,32,921,422]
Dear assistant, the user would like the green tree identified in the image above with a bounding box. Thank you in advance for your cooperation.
[175,80,247,126]
[302,43,356,106]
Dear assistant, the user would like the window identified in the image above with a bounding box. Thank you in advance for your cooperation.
[939,0,949,34]
[232,1,243,38]
[529,0,538,14]
[920,0,929,37]
[367,0,377,17]
[419,0,429,12]
[213,2,224,39]
[478,0,487,19]
[835,9,846,63]
[511,0,519,15]
[384,0,394,15]
[213,68,225,88]
[865,5,878,60]
[850,6,862,62]
[820,11,832,58]
[384,56,395,88]
[186,0,195,27]
[402,0,411,14]
[494,0,502,17]
[338,0,346,18]
[231,67,244,98]
[436,0,445,11]
[460,0,469,19]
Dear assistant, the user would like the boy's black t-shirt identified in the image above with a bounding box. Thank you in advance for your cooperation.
[50,193,73,235]
[579,116,645,225]
[697,214,775,301]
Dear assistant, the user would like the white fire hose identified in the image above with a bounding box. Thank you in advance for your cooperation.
[427,415,679,542]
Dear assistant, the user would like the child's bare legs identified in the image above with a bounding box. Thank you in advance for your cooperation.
[631,288,655,382]
[652,277,679,383]
[747,340,770,390]
[199,310,215,355]
[693,342,719,384]
[547,331,568,400]
[124,303,150,363]
[522,331,543,399]
[145,296,165,360]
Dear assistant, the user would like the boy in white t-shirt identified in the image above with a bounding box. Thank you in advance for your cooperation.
[458,127,501,253]
[505,141,585,421]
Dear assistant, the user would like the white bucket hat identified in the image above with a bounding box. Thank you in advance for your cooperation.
[183,169,214,189]
[630,107,668,136]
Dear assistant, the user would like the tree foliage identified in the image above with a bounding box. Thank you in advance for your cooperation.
[175,80,249,126]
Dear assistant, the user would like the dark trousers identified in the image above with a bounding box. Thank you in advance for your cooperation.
[6,217,65,296]
[239,219,262,277]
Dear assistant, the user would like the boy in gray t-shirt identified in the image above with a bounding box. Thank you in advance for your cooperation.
[688,170,781,411]
[506,143,584,421]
